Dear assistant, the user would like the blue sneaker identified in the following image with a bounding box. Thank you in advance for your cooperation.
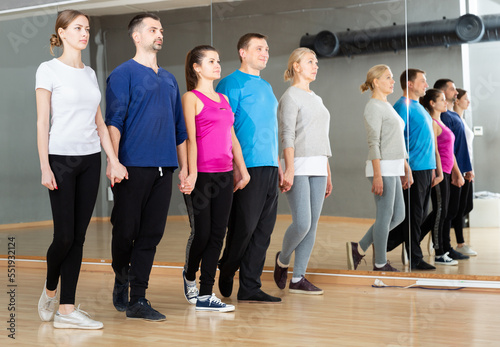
[183,270,199,304]
[196,294,235,312]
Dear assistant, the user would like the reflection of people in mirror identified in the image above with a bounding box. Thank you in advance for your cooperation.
[181,45,249,312]
[273,47,332,294]
[419,89,460,266]
[452,88,477,256]
[382,69,439,271]
[35,9,127,330]
[347,65,409,273]
[433,79,474,261]
[105,13,188,321]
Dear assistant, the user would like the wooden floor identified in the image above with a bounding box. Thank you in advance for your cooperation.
[1,263,500,346]
[2,216,500,277]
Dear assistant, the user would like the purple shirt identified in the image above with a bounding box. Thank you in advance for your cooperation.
[434,119,455,174]
[191,90,234,173]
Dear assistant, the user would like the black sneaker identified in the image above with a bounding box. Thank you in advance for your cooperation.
[273,252,288,289]
[448,248,470,260]
[126,298,166,321]
[238,290,282,303]
[112,280,129,312]
[346,242,365,270]
[410,259,436,270]
[218,274,234,298]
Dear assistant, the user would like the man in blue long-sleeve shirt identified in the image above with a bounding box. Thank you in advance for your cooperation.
[105,13,189,321]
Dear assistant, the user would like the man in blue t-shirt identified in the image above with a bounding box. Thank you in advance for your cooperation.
[105,14,188,321]
[216,33,282,302]
[434,79,473,261]
[386,68,440,270]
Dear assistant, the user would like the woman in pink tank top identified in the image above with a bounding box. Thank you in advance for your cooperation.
[420,89,464,266]
[180,45,250,312]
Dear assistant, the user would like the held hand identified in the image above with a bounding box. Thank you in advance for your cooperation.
[401,170,413,190]
[233,172,250,192]
[281,169,294,193]
[181,174,197,195]
[431,173,443,187]
[41,168,58,190]
[464,170,474,182]
[106,160,128,187]
[372,176,383,196]
[451,173,465,187]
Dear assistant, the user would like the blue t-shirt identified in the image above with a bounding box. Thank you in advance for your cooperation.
[441,110,472,173]
[216,70,278,168]
[393,97,436,171]
[105,59,187,168]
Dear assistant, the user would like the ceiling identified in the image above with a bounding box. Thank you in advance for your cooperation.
[0,0,240,16]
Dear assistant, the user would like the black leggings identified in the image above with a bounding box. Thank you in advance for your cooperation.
[420,173,451,256]
[46,153,101,305]
[184,171,233,296]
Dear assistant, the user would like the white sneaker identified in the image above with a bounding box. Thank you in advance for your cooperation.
[456,245,477,256]
[38,282,58,322]
[54,306,103,330]
[435,252,458,266]
[428,236,435,256]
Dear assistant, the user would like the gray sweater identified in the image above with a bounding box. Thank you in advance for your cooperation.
[364,98,407,161]
[278,86,332,158]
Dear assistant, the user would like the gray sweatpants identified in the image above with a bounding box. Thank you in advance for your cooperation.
[278,176,327,278]
[359,176,405,265]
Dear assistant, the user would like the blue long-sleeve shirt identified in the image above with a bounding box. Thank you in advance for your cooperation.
[105,59,187,168]
[441,110,472,173]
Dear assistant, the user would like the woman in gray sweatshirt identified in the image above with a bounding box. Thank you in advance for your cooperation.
[273,47,332,294]
[346,64,412,272]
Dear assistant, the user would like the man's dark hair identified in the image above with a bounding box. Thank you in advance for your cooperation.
[128,13,161,39]
[236,33,268,62]
[399,68,425,90]
[433,78,454,91]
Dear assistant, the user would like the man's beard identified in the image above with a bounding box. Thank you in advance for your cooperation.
[152,42,162,51]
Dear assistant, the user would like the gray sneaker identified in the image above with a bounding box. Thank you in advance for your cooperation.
[54,306,103,330]
[38,282,58,322]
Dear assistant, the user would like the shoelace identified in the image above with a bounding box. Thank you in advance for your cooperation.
[43,295,58,310]
[208,294,223,305]
[187,286,198,296]
[74,305,93,318]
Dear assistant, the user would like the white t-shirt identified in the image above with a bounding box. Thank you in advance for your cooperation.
[35,58,101,156]
[280,156,328,176]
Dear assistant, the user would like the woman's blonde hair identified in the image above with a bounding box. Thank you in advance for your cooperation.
[360,64,390,93]
[50,10,89,56]
[284,47,316,83]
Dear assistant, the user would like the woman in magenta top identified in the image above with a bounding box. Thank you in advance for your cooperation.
[420,89,464,265]
[181,45,250,312]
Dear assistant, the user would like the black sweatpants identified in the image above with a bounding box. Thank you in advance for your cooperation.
[451,179,473,244]
[46,152,101,305]
[111,167,173,303]
[218,166,279,299]
[184,171,233,296]
[420,173,451,256]
[387,169,432,265]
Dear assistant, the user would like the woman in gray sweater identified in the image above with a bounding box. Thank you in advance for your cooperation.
[346,64,412,272]
[273,47,332,294]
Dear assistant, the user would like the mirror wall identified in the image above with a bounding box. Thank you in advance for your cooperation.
[1,0,498,278]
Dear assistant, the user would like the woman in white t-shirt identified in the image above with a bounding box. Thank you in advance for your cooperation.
[35,10,127,330]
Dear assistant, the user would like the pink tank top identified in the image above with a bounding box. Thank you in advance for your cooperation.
[433,119,455,174]
[191,90,234,173]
